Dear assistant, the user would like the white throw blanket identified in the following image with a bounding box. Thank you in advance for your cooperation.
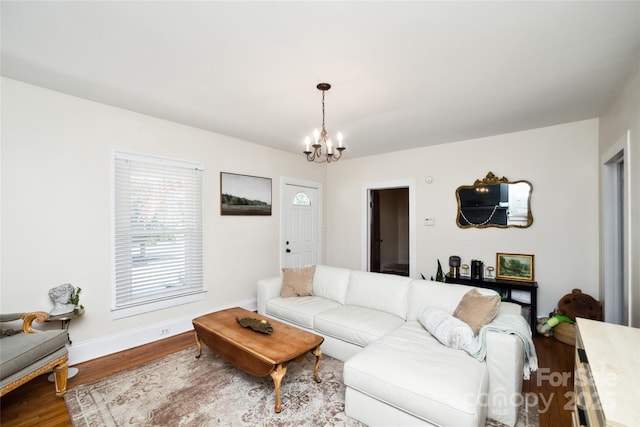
[464,313,538,380]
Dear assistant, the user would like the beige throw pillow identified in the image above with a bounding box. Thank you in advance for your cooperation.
[280,265,316,298]
[453,288,500,335]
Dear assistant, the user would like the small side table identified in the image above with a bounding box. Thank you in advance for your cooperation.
[46,307,84,381]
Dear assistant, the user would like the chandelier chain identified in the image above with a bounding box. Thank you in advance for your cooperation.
[321,90,326,131]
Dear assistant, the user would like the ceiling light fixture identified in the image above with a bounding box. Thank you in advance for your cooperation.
[303,83,345,163]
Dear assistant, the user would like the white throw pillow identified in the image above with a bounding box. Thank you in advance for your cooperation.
[418,306,474,350]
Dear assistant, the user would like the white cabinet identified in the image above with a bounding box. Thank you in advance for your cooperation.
[574,318,640,426]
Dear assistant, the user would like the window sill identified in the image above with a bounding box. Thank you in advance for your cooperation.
[111,290,206,320]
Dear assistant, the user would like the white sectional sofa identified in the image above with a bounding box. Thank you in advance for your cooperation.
[257,265,527,427]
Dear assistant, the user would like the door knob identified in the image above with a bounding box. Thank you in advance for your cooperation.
[286,249,291,253]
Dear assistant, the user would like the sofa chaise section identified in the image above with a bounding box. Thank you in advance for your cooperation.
[344,321,489,426]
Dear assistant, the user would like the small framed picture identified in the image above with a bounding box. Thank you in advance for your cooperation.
[220,172,272,216]
[496,253,534,282]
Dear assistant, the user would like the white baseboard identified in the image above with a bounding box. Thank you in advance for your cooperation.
[68,299,257,365]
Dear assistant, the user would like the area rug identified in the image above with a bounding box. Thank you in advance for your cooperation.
[65,347,538,426]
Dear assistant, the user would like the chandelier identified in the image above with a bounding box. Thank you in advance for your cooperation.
[303,83,345,163]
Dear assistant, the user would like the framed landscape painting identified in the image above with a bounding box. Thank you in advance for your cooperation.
[496,253,534,282]
[220,172,272,216]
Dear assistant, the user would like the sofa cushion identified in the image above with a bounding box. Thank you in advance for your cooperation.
[0,347,68,392]
[280,265,315,297]
[344,321,489,427]
[454,289,501,335]
[418,306,474,350]
[312,265,351,304]
[265,296,342,329]
[0,330,69,379]
[345,270,412,319]
[314,305,405,348]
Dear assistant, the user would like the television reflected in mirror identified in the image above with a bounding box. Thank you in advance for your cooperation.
[456,172,533,228]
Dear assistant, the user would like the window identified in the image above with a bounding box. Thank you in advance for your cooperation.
[292,192,311,206]
[112,152,204,318]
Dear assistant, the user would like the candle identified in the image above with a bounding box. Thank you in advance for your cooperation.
[305,136,311,152]
[327,140,333,155]
[337,132,343,148]
[313,129,320,144]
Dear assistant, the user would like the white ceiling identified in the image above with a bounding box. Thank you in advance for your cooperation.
[2,1,639,159]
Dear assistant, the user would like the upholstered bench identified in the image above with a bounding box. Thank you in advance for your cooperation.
[0,312,69,397]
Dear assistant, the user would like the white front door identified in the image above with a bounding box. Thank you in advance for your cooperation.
[282,183,319,268]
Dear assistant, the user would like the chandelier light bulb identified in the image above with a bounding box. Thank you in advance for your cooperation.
[337,132,343,148]
[313,129,320,144]
[305,136,311,152]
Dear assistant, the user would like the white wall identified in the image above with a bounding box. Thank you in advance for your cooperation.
[1,76,605,363]
[0,78,325,361]
[325,119,600,319]
[599,57,640,327]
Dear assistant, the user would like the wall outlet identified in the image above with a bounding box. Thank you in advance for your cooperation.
[161,328,171,335]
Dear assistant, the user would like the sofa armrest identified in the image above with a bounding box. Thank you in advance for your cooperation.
[257,276,282,315]
[485,330,525,426]
[21,312,49,333]
[1,312,49,334]
[1,313,23,322]
[498,301,522,316]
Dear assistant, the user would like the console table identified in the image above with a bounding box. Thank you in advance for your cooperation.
[445,274,538,334]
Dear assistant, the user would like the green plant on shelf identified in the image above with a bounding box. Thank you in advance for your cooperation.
[70,287,83,309]
[435,259,444,282]
[422,259,445,282]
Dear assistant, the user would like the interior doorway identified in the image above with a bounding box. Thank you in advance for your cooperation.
[370,188,410,276]
[602,131,631,325]
[362,180,416,278]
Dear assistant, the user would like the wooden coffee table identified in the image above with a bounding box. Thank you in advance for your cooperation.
[192,307,324,413]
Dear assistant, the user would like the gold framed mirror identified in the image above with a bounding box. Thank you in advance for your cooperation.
[456,172,533,229]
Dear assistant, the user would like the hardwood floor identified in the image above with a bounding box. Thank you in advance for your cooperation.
[1,332,574,426]
[523,335,575,427]
[0,332,195,427]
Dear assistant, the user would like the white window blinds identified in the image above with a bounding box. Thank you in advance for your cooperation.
[113,152,204,314]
